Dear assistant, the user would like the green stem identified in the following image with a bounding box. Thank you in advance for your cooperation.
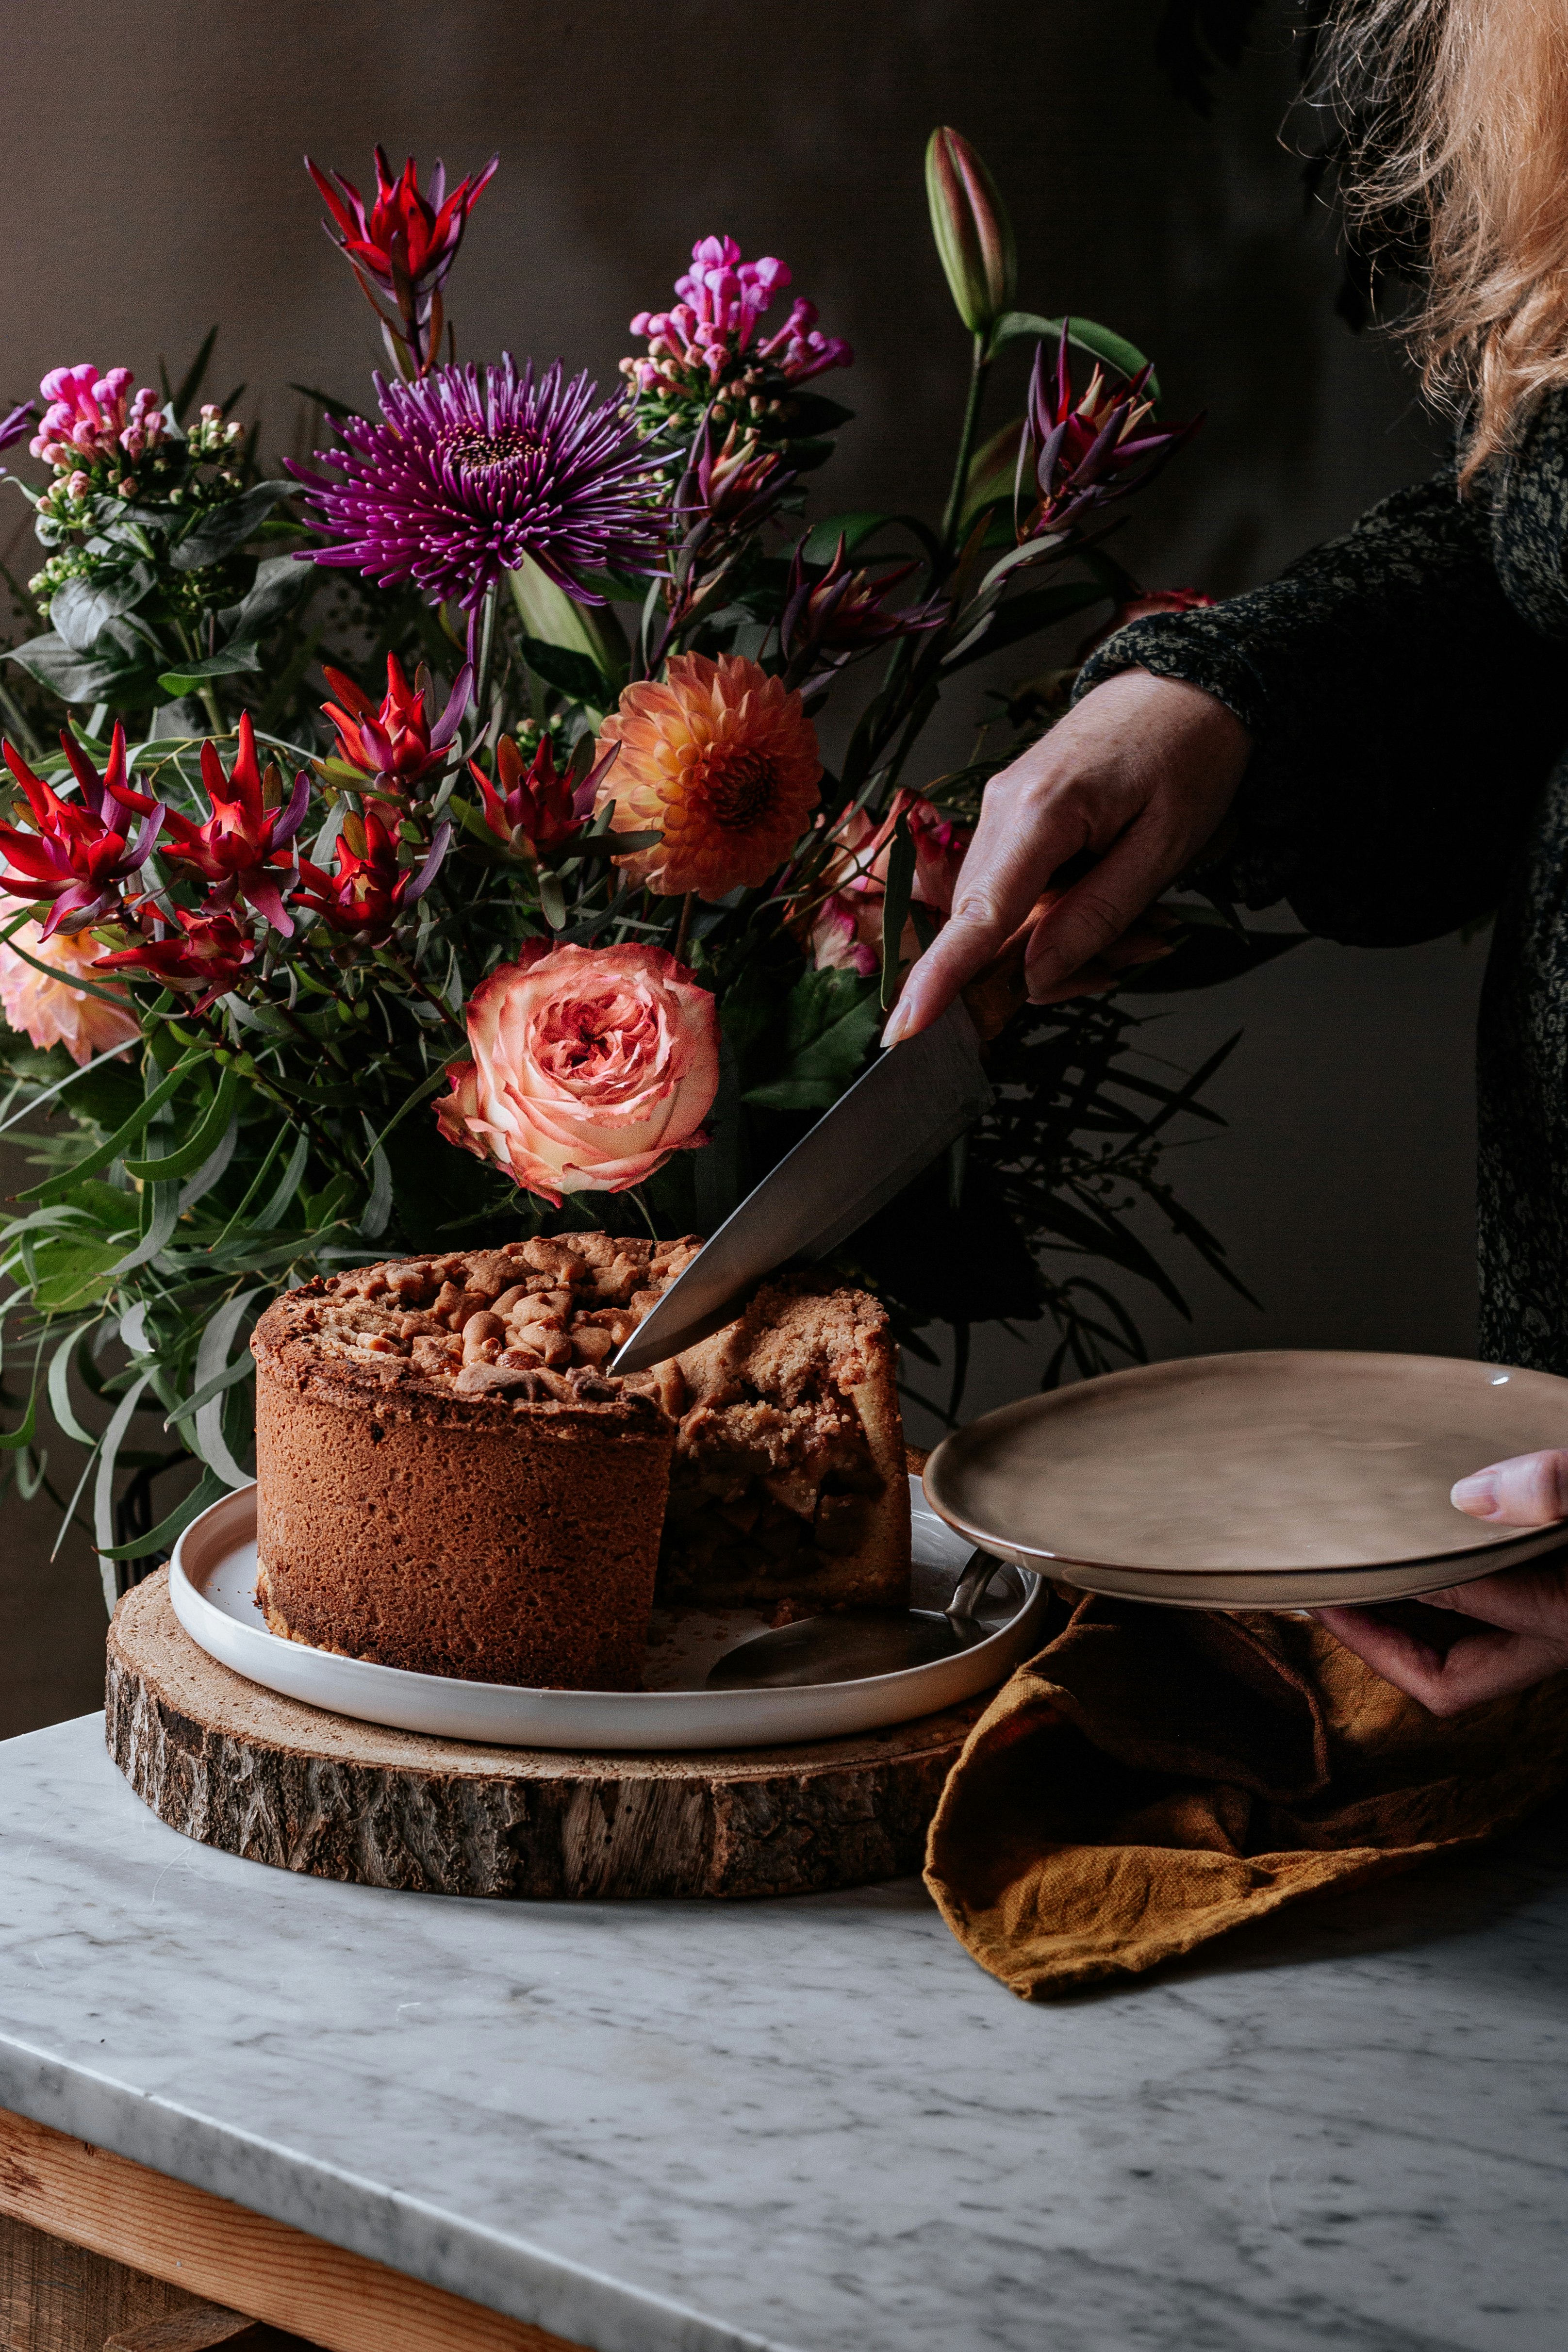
[938,333,992,567]
[472,583,500,733]
[671,890,695,968]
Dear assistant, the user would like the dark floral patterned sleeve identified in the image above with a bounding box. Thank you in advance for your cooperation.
[1075,466,1566,945]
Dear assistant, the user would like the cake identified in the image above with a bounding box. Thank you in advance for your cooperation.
[250,1231,909,1688]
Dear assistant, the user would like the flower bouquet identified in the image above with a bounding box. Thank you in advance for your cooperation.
[0,130,1260,1595]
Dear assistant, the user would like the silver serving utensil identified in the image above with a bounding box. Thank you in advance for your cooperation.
[612,1000,992,1374]
[705,1550,1002,1690]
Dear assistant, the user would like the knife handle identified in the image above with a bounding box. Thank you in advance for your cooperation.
[960,933,1031,1047]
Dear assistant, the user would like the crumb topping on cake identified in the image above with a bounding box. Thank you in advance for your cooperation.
[254,1231,701,1416]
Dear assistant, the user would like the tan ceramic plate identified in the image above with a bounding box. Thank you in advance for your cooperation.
[923,1350,1568,1609]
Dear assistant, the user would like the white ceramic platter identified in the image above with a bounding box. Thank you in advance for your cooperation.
[168,1476,1048,1753]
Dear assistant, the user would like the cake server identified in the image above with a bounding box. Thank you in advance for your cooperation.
[611,996,993,1373]
[704,1548,1003,1690]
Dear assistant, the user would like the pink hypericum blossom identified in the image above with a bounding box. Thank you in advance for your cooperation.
[29,366,169,470]
[94,907,258,1013]
[321,653,472,794]
[436,941,720,1206]
[0,919,140,1064]
[158,713,310,938]
[307,146,499,376]
[0,724,165,937]
[1018,325,1198,542]
[470,733,615,863]
[806,792,971,979]
[295,809,450,944]
[623,235,852,402]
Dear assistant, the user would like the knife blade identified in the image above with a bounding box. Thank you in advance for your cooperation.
[612,998,993,1374]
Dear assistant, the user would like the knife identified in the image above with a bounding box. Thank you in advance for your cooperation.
[611,995,996,1374]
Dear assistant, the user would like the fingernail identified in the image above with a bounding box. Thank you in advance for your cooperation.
[1451,1474,1499,1516]
[881,1001,915,1046]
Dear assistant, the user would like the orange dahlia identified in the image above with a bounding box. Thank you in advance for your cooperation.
[593,652,822,900]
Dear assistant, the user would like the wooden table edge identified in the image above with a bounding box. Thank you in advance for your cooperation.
[0,2105,589,2352]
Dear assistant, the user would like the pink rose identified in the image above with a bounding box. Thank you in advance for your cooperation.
[806,791,971,977]
[0,920,140,1065]
[436,941,720,1207]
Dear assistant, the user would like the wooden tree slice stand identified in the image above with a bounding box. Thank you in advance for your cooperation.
[106,1572,988,1901]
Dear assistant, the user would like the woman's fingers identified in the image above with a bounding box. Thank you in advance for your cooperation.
[1311,1604,1564,1715]
[1450,1448,1568,1525]
[1419,1555,1568,1637]
[1021,812,1188,998]
[884,670,1252,1045]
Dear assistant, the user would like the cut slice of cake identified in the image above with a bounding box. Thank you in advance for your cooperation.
[653,1272,910,1611]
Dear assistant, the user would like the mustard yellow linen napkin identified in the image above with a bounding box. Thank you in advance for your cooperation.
[924,1588,1568,1997]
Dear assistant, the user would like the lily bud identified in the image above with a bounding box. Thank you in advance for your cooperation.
[924,127,1016,339]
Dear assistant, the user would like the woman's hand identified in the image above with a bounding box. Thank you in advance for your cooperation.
[1314,1450,1568,1713]
[881,668,1254,1043]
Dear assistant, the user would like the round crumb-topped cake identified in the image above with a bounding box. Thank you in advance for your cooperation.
[251,1232,698,1689]
[250,1229,911,1691]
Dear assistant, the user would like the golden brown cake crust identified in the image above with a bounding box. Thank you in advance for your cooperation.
[250,1233,696,1690]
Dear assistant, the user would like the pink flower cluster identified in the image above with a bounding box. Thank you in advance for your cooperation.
[625,235,851,396]
[30,365,168,471]
[806,792,970,980]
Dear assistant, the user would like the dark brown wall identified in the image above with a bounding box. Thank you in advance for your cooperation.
[0,1,1468,1727]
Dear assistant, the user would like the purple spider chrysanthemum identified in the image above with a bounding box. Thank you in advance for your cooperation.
[290,355,668,610]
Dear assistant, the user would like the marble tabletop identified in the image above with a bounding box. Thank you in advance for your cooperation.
[0,1717,1565,2352]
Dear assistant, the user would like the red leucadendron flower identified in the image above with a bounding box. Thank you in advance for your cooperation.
[94,907,258,1013]
[307,146,499,377]
[295,808,451,944]
[470,733,617,863]
[158,712,311,938]
[0,723,165,936]
[321,653,472,796]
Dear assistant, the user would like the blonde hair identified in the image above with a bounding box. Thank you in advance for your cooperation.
[1313,0,1568,479]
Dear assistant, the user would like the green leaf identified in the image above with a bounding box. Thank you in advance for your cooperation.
[47,1325,99,1447]
[360,1116,393,1240]
[122,1066,241,1180]
[4,622,163,708]
[990,311,1159,402]
[50,564,155,653]
[96,1464,229,1562]
[800,511,941,569]
[167,327,220,424]
[28,1236,130,1313]
[940,580,1107,675]
[879,811,917,1012]
[156,643,264,696]
[169,481,295,571]
[22,1053,201,1205]
[109,1181,180,1276]
[519,633,611,707]
[255,1130,311,1230]
[507,555,627,686]
[743,968,881,1110]
[216,553,312,644]
[0,1382,38,1452]
[192,1288,264,1487]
